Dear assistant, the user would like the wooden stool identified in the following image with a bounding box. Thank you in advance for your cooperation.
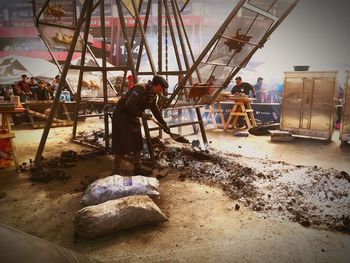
[202,101,225,129]
[224,98,256,130]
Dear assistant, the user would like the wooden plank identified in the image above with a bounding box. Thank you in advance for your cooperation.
[61,102,72,121]
[32,121,73,129]
[27,109,66,123]
[0,133,15,139]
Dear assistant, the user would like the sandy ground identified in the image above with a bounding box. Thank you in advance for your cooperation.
[0,118,350,262]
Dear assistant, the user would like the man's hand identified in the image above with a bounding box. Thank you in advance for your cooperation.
[141,112,152,120]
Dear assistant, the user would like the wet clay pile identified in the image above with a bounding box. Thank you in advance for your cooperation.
[153,141,350,233]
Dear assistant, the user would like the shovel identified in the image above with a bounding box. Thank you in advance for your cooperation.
[150,117,190,144]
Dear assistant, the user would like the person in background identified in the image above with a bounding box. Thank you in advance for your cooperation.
[35,81,49,101]
[276,83,283,103]
[112,75,170,176]
[231,76,256,128]
[51,75,60,95]
[12,82,26,102]
[231,76,256,97]
[17,74,32,101]
[46,83,54,99]
[254,77,265,103]
[29,77,39,100]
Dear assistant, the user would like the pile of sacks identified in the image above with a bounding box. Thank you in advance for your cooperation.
[74,175,167,239]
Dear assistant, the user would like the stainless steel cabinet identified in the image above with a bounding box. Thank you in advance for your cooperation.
[281,71,338,140]
[340,71,350,143]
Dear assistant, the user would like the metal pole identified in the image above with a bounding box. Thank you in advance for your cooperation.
[116,0,138,80]
[100,0,110,150]
[131,0,157,75]
[170,0,191,72]
[195,107,208,145]
[163,0,183,72]
[135,0,153,73]
[129,0,144,53]
[72,0,93,139]
[173,0,201,82]
[158,0,162,73]
[34,0,90,165]
[34,0,50,26]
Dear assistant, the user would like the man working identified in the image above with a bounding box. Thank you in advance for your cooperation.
[231,76,256,97]
[231,76,256,128]
[112,75,170,176]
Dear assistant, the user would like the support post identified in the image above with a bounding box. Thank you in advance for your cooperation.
[34,0,90,165]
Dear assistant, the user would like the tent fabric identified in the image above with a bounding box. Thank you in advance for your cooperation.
[0,55,59,85]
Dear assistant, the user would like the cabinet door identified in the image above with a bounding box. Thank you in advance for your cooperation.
[310,78,336,131]
[282,77,303,128]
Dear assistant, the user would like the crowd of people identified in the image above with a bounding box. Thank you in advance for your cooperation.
[0,74,63,103]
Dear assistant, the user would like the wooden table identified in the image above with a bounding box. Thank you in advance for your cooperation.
[0,108,25,169]
[223,96,256,130]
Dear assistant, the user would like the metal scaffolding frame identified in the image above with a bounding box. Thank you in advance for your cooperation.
[32,0,299,164]
[167,0,300,108]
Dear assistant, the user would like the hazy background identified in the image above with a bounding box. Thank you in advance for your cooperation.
[242,0,350,84]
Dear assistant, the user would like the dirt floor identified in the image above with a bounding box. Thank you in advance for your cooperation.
[0,118,350,262]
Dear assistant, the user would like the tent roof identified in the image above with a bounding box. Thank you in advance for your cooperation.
[0,55,59,84]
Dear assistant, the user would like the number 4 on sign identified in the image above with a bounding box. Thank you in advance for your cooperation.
[120,45,146,55]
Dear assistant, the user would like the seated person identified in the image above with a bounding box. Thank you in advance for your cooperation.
[35,81,49,101]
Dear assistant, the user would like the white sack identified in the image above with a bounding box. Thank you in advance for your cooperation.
[81,175,160,206]
[74,195,167,239]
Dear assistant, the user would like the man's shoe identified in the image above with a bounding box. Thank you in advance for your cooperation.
[134,165,153,176]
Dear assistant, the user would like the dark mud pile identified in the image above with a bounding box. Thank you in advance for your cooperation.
[154,141,350,233]
[23,150,105,184]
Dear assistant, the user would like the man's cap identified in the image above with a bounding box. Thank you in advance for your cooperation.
[152,75,169,90]
[235,76,242,81]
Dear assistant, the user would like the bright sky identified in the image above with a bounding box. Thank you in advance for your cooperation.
[248,0,350,83]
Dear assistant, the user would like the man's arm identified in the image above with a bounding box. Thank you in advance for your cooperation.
[125,87,144,117]
[150,99,170,133]
[150,101,166,126]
